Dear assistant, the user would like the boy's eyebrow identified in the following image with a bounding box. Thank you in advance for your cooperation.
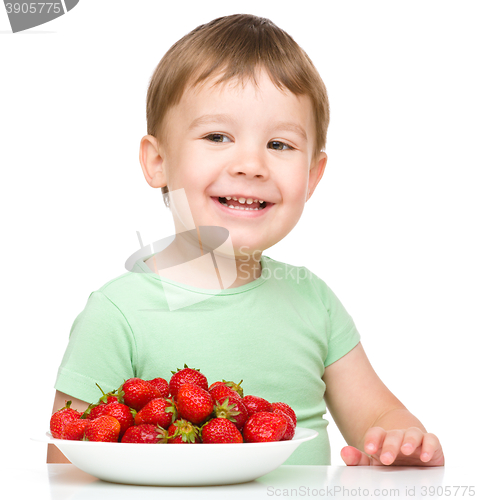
[271,121,308,141]
[188,114,308,141]
[188,114,237,131]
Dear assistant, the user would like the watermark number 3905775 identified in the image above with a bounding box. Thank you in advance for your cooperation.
[2,0,80,32]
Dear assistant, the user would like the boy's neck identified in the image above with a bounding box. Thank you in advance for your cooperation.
[229,256,262,288]
[143,231,262,290]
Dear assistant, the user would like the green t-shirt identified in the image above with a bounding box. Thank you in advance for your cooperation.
[54,255,360,465]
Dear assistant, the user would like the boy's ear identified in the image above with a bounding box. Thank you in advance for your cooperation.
[306,152,327,202]
[139,135,167,188]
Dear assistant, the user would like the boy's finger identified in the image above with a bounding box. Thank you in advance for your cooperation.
[401,427,424,455]
[379,429,405,465]
[420,433,440,462]
[363,427,386,456]
[341,446,372,466]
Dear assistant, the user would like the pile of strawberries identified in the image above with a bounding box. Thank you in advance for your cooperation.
[50,365,297,444]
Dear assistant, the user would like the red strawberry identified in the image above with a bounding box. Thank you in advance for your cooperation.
[169,364,208,397]
[208,380,244,398]
[94,383,119,405]
[222,379,244,398]
[214,396,248,431]
[88,402,135,438]
[168,419,200,444]
[85,415,121,442]
[209,383,241,403]
[134,398,176,428]
[201,418,243,443]
[118,378,161,411]
[208,381,227,392]
[271,402,297,426]
[243,412,287,443]
[242,395,272,416]
[50,401,81,439]
[86,403,109,420]
[147,377,169,398]
[121,424,169,444]
[278,412,295,441]
[61,419,90,440]
[176,382,214,424]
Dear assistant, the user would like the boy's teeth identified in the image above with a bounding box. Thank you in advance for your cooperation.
[218,196,268,213]
[220,203,263,210]
[223,197,263,204]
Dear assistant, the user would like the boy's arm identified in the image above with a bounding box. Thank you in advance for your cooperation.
[46,390,90,464]
[322,342,444,466]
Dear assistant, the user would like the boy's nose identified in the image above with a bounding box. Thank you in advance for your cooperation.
[228,149,270,180]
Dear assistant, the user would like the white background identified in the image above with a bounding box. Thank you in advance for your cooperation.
[1,0,476,471]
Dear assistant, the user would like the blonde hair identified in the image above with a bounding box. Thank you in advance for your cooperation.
[146,14,330,207]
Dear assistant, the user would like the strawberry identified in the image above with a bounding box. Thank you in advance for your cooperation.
[208,381,226,392]
[84,415,121,442]
[209,383,241,403]
[118,378,161,411]
[201,418,243,443]
[94,383,119,405]
[85,403,109,420]
[134,398,176,428]
[168,419,200,443]
[176,382,214,424]
[121,424,169,444]
[214,396,248,431]
[242,395,272,416]
[208,380,243,398]
[271,402,297,427]
[147,377,170,398]
[278,411,295,441]
[87,402,135,438]
[169,364,208,397]
[61,419,90,440]
[243,411,288,443]
[50,401,81,439]
[222,379,244,398]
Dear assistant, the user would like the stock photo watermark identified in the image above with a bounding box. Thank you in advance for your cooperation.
[237,247,312,283]
[266,485,476,497]
[3,0,79,32]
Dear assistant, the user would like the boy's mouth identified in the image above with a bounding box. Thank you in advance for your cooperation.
[216,196,269,211]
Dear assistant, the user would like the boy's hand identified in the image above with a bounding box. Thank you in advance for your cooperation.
[341,427,445,466]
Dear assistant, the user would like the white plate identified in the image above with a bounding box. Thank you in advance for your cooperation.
[33,427,317,486]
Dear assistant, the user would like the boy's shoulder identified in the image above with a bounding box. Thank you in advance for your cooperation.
[96,270,137,291]
[262,255,317,281]
[91,261,151,301]
[262,255,332,294]
[262,255,338,299]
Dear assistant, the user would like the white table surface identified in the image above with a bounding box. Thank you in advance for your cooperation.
[4,463,475,500]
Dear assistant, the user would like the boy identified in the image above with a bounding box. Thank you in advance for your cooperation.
[48,14,444,466]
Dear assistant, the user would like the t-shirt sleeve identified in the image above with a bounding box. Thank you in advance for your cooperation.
[54,291,137,404]
[312,275,361,367]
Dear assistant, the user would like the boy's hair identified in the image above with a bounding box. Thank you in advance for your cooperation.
[146,14,330,207]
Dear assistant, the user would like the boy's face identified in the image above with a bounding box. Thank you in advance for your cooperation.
[141,70,327,259]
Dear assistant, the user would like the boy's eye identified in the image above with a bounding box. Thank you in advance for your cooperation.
[268,141,293,151]
[205,133,231,143]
